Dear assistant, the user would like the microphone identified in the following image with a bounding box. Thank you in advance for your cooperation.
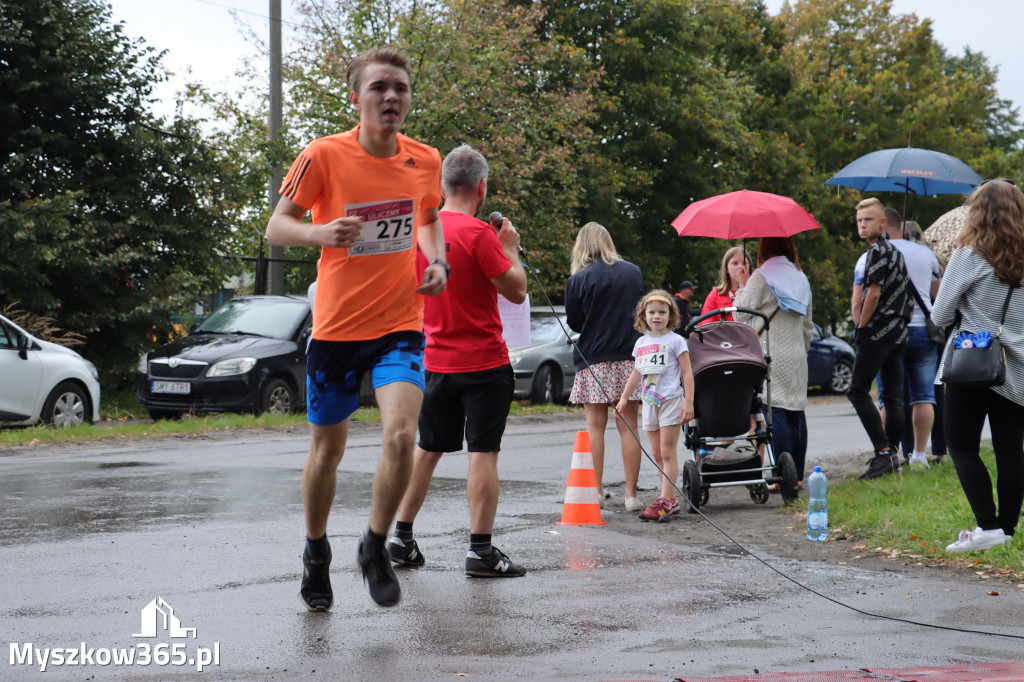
[489,211,503,230]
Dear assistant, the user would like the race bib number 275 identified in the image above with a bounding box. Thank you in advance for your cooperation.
[346,199,416,256]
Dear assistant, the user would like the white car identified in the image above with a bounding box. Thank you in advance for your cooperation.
[0,313,101,427]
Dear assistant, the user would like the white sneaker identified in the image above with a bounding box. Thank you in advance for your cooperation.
[624,497,643,512]
[945,527,1007,552]
[909,452,929,468]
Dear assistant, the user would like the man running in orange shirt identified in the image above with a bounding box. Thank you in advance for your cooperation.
[266,47,447,610]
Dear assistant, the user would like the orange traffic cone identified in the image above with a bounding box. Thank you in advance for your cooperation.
[557,431,607,526]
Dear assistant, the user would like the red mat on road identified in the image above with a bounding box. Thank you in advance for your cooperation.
[665,660,1024,681]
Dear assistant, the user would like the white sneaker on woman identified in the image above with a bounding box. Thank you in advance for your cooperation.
[624,497,643,512]
[945,527,1007,552]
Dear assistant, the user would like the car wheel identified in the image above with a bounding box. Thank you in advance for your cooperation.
[41,381,90,427]
[830,358,853,394]
[530,364,562,404]
[261,377,295,414]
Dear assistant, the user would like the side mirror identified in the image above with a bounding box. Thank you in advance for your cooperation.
[17,333,28,360]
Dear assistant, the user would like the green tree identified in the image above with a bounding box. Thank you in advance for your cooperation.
[0,0,243,384]
[204,0,600,297]
[516,0,815,302]
[772,0,1024,328]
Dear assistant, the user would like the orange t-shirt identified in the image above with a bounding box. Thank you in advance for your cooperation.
[280,125,442,341]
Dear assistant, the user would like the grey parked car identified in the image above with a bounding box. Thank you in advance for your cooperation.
[508,306,577,403]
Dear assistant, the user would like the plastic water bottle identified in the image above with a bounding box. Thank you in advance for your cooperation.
[807,466,828,541]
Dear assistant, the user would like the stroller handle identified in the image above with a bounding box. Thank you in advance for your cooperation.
[684,306,768,337]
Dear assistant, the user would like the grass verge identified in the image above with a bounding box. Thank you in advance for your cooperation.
[796,451,1024,582]
[1,393,579,448]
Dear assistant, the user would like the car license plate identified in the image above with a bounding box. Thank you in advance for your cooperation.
[151,381,191,395]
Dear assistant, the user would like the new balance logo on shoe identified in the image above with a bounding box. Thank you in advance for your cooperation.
[465,547,526,577]
[403,157,418,168]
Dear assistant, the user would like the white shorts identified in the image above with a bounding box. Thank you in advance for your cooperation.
[641,393,685,431]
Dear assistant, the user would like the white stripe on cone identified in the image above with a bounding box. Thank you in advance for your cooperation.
[564,486,600,505]
[569,451,595,469]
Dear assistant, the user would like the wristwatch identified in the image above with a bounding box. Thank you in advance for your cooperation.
[429,259,450,278]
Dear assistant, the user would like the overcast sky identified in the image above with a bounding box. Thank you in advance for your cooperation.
[107,0,1024,122]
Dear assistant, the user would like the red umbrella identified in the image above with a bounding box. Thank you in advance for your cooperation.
[672,190,822,239]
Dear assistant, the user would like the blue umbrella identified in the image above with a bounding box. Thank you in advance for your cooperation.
[825,146,982,220]
[825,147,983,196]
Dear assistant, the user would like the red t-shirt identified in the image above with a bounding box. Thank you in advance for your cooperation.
[700,288,738,323]
[418,211,513,373]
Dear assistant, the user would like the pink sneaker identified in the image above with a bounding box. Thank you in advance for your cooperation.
[639,497,679,522]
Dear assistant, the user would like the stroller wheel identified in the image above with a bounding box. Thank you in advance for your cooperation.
[682,460,702,514]
[748,484,769,504]
[778,451,799,503]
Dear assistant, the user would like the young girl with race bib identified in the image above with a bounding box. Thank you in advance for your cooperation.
[616,290,695,521]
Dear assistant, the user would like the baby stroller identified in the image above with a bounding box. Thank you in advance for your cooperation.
[679,306,798,512]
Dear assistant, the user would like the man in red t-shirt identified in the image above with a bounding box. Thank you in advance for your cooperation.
[266,48,448,611]
[387,144,529,577]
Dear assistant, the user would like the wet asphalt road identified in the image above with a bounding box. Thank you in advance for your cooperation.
[0,401,1017,681]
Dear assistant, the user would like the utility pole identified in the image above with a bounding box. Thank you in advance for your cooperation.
[267,0,284,294]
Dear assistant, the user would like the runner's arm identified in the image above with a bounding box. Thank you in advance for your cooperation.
[416,209,447,296]
[266,196,361,248]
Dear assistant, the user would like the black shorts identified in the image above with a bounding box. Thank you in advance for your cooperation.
[417,365,514,453]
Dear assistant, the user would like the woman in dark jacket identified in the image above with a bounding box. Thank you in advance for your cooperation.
[565,222,645,510]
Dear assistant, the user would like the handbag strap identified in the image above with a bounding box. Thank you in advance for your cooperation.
[995,286,1015,337]
[907,282,931,317]
[756,307,779,337]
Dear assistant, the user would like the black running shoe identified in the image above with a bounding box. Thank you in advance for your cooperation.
[357,537,401,607]
[387,536,425,566]
[299,544,333,612]
[465,546,527,578]
[860,452,896,480]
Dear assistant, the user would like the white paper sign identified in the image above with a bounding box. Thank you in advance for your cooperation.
[498,293,531,346]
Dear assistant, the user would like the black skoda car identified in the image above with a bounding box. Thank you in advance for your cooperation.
[136,296,312,420]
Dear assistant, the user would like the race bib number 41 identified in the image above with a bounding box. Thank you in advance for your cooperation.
[635,343,669,375]
[346,198,416,256]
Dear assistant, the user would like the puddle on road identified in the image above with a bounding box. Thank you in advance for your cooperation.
[0,463,375,546]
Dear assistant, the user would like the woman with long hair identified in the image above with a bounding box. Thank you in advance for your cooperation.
[932,179,1024,552]
[700,245,752,323]
[565,222,646,510]
[735,237,813,484]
